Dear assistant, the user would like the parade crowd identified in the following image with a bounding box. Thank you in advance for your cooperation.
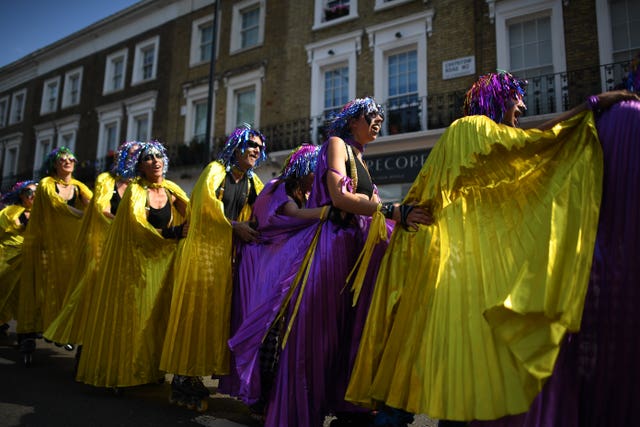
[1,65,639,427]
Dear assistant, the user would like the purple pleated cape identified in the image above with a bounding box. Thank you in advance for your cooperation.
[229,142,393,427]
[472,101,640,426]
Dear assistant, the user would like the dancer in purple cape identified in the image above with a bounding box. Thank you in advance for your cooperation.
[228,144,325,411]
[235,97,431,427]
[471,58,640,427]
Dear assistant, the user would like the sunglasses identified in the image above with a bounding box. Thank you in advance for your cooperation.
[21,188,36,197]
[365,110,384,123]
[246,141,263,151]
[57,156,77,163]
[141,153,164,162]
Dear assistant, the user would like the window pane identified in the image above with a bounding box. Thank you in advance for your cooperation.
[136,116,149,141]
[387,50,419,134]
[323,66,349,114]
[236,89,255,126]
[241,7,260,49]
[194,102,207,142]
[200,23,213,62]
[324,0,350,21]
[142,47,155,79]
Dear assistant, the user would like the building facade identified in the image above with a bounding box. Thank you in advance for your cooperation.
[0,0,637,198]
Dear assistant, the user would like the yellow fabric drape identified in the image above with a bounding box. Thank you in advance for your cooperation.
[346,112,603,421]
[44,172,116,345]
[75,179,188,387]
[0,204,27,323]
[160,161,263,376]
[17,176,92,333]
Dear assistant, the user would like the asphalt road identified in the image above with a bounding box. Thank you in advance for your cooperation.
[0,322,436,427]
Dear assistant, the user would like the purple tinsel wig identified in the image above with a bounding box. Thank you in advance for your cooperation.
[42,146,77,177]
[326,97,385,140]
[1,180,38,206]
[463,71,528,124]
[217,124,267,177]
[280,144,320,179]
[112,141,142,180]
[134,140,169,177]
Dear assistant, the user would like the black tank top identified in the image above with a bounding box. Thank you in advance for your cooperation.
[147,199,171,229]
[353,156,374,198]
[56,185,78,207]
[110,183,122,216]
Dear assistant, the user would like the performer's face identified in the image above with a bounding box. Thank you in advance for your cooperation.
[55,154,76,176]
[139,150,165,180]
[350,111,383,144]
[502,96,526,127]
[235,135,263,171]
[19,185,37,209]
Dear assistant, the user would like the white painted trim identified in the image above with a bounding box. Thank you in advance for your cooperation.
[224,67,264,134]
[313,0,359,30]
[40,76,61,115]
[61,67,83,109]
[183,83,213,144]
[131,35,160,85]
[190,14,215,67]
[374,0,414,12]
[124,91,157,141]
[9,89,27,125]
[103,49,128,94]
[55,115,81,153]
[33,124,56,173]
[0,96,9,128]
[230,0,265,54]
[2,137,21,178]
[96,102,125,162]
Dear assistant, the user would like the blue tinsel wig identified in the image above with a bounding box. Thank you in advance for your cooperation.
[280,144,320,179]
[326,97,385,140]
[112,141,142,180]
[217,124,267,177]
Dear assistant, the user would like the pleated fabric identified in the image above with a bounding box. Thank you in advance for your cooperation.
[346,111,603,421]
[44,172,116,345]
[227,179,323,405]
[260,143,393,427]
[75,179,188,387]
[471,100,640,426]
[17,177,92,334]
[0,204,27,323]
[159,161,263,377]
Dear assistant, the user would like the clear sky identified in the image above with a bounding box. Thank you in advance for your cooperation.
[0,0,142,68]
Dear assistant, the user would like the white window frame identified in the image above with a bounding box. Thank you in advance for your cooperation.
[55,116,80,153]
[494,0,566,114]
[103,49,128,94]
[61,67,83,108]
[9,89,27,125]
[124,91,157,141]
[0,96,9,128]
[224,68,263,134]
[96,102,124,170]
[374,0,413,12]
[306,30,362,143]
[313,0,359,30]
[183,83,214,144]
[34,124,56,174]
[40,76,61,115]
[1,135,21,182]
[366,11,432,135]
[230,0,265,54]
[190,14,216,66]
[132,36,160,85]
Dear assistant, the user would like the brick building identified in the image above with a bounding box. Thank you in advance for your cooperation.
[0,0,637,198]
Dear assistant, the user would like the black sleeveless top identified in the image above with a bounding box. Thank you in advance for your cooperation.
[56,184,78,207]
[147,199,171,229]
[110,183,122,216]
[219,173,257,221]
[352,156,374,198]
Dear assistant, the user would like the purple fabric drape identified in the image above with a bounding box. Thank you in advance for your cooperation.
[472,101,640,426]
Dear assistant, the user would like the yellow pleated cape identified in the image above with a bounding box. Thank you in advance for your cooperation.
[44,172,117,345]
[17,177,92,333]
[346,112,603,421]
[160,161,264,376]
[75,179,188,387]
[0,205,27,323]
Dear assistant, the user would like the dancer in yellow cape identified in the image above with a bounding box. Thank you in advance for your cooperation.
[160,124,265,411]
[0,181,37,330]
[44,141,140,350]
[75,141,188,388]
[345,73,640,422]
[17,147,92,364]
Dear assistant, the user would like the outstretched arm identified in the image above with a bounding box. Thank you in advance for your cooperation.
[538,90,640,131]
